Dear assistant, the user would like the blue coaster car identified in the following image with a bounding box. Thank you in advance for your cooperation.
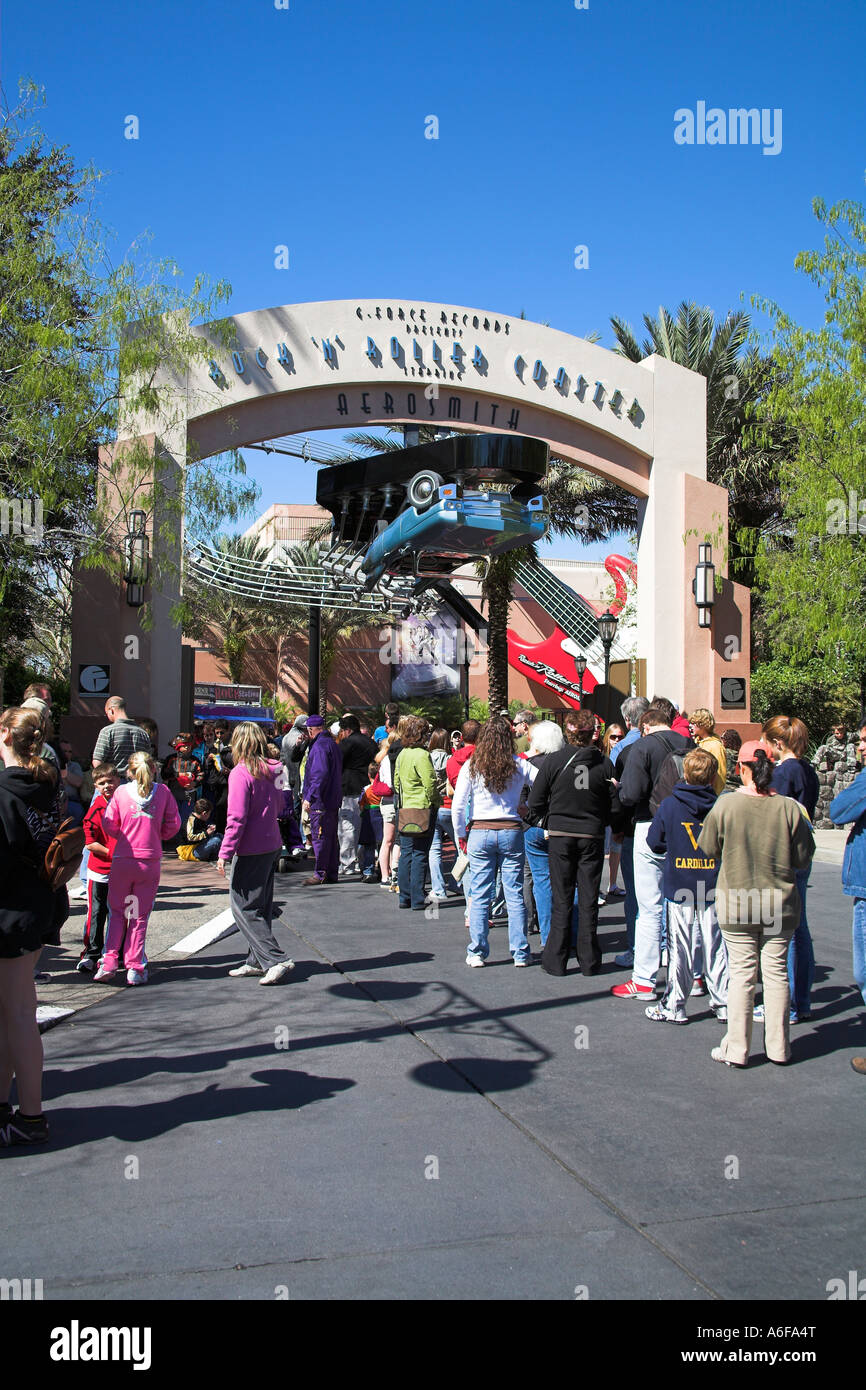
[361,481,548,582]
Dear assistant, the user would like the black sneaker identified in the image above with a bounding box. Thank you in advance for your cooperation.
[0,1111,50,1146]
[76,957,96,974]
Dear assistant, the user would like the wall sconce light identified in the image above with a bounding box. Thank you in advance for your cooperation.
[692,543,715,629]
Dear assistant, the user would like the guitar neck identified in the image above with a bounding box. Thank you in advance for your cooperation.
[514,561,601,649]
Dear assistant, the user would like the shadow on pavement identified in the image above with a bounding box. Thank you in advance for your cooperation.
[4,1069,355,1154]
[410,1056,542,1092]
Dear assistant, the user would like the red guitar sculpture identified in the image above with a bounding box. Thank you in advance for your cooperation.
[507,554,636,710]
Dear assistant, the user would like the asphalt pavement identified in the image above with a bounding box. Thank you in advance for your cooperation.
[5,850,865,1301]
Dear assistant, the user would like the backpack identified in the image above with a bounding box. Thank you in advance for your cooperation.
[649,741,688,816]
[41,818,87,890]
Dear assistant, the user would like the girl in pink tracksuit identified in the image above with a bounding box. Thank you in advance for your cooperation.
[95,752,181,985]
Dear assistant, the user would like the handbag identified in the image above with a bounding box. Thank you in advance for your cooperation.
[451,850,471,882]
[398,806,432,835]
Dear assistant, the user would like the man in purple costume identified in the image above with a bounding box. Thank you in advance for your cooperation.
[301,715,342,885]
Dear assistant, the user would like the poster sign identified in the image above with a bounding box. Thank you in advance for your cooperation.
[391,612,462,699]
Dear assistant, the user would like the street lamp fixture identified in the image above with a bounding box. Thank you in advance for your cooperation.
[596,609,618,687]
[574,651,587,707]
[123,509,150,608]
[692,543,716,629]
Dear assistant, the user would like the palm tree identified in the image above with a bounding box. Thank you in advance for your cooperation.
[279,540,389,714]
[609,301,785,584]
[183,534,282,682]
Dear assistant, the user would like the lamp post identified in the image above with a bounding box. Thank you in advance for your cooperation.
[692,543,716,629]
[574,652,587,708]
[596,609,618,688]
[123,509,150,607]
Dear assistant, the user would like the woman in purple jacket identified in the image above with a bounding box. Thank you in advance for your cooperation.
[217,723,295,985]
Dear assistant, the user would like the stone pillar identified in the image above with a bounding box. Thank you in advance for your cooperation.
[67,432,182,760]
[636,355,706,705]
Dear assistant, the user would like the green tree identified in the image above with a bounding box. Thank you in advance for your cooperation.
[750,190,866,715]
[0,87,258,681]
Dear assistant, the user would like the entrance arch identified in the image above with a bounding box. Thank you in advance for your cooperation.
[71,298,750,747]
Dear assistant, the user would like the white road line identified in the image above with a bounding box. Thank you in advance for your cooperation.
[169,908,238,955]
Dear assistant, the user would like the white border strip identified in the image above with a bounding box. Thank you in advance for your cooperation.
[169,908,238,955]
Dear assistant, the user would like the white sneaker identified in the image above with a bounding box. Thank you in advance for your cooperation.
[259,960,296,985]
[598,894,607,907]
[425,892,448,904]
[228,963,264,977]
[93,964,116,982]
[76,957,95,974]
[126,968,148,986]
[68,883,87,900]
[465,953,485,967]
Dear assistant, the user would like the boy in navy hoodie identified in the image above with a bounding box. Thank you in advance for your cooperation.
[644,748,729,1024]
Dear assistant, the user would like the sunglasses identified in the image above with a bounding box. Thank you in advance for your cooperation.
[608,733,623,742]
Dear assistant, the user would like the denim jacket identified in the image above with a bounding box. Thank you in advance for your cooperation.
[829,768,866,898]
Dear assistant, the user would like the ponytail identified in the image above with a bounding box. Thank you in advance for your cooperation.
[128,750,156,799]
[0,708,57,784]
[749,748,775,793]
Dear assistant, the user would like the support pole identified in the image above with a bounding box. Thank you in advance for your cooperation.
[308,604,321,713]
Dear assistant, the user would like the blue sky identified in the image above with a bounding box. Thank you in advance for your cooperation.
[5,0,864,559]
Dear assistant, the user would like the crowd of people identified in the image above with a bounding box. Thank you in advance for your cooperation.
[2,681,866,1148]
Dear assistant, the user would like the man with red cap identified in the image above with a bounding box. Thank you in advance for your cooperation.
[300,716,341,885]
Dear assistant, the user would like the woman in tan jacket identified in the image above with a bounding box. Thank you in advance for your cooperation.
[698,740,814,1068]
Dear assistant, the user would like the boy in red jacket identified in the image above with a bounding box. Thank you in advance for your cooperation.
[76,763,121,974]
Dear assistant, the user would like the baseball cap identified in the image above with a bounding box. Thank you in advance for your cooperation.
[737,739,773,764]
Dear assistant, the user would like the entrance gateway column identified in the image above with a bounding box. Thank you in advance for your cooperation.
[67,300,752,754]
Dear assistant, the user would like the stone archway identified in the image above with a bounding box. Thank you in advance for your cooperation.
[70,298,751,748]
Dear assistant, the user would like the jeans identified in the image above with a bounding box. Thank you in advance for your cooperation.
[787,865,815,1016]
[524,825,552,945]
[193,834,223,862]
[853,897,866,1008]
[620,835,637,951]
[632,822,666,987]
[429,806,459,896]
[467,827,530,962]
[398,829,434,909]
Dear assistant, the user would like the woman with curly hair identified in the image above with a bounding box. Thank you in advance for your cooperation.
[451,718,537,967]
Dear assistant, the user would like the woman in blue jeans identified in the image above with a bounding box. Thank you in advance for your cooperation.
[763,716,820,1022]
[451,718,537,966]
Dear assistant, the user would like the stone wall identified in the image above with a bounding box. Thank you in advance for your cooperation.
[812,736,861,828]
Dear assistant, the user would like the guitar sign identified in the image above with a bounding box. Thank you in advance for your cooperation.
[507,554,635,710]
